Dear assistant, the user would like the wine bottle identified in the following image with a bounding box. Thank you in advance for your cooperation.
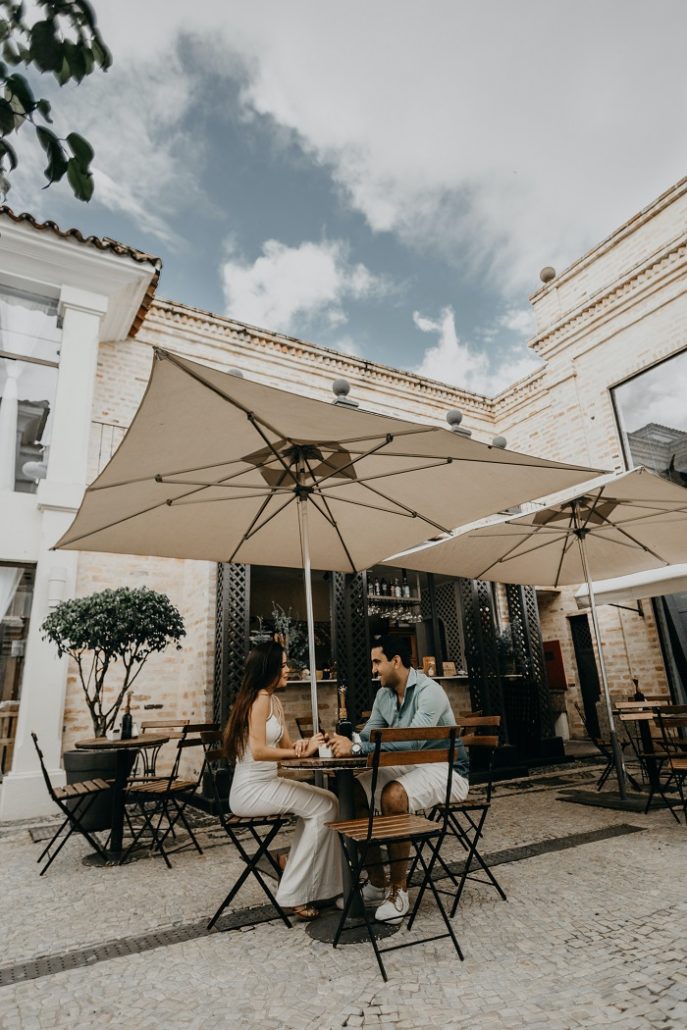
[393,577,401,598]
[373,576,380,596]
[380,577,388,596]
[402,574,410,598]
[121,692,133,740]
[336,685,354,740]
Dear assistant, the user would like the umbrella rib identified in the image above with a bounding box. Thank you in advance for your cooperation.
[322,458,455,490]
[157,478,292,493]
[315,436,394,486]
[307,495,357,572]
[89,456,276,493]
[590,509,672,565]
[54,497,183,549]
[302,453,357,571]
[165,492,278,506]
[472,529,564,580]
[228,494,297,562]
[316,491,442,520]
[552,510,576,587]
[353,480,452,534]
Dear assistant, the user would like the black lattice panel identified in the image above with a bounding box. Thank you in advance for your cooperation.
[435,581,464,667]
[214,562,250,728]
[349,572,372,720]
[458,578,505,730]
[506,584,554,741]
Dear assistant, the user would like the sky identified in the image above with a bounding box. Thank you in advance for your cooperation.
[8,1,687,396]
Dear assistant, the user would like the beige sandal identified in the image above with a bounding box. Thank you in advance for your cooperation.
[290,904,319,921]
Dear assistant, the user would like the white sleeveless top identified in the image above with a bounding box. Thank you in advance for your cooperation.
[231,693,283,787]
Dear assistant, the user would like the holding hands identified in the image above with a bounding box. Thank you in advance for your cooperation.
[294,732,326,758]
[327,732,353,758]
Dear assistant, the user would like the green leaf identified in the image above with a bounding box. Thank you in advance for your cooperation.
[55,54,70,86]
[0,136,17,169]
[66,155,93,200]
[30,18,63,72]
[0,97,14,133]
[0,19,9,43]
[67,130,93,166]
[5,72,35,112]
[2,40,20,65]
[36,97,52,122]
[35,123,59,154]
[64,39,86,82]
[91,36,112,71]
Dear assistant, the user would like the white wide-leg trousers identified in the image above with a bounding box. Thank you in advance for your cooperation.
[230,775,342,907]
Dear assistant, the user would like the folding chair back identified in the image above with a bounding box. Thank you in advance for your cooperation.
[653,711,687,823]
[30,733,110,873]
[137,719,190,776]
[121,722,217,867]
[329,725,462,981]
[200,730,292,931]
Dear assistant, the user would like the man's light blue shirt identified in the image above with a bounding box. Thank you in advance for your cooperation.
[359,667,469,778]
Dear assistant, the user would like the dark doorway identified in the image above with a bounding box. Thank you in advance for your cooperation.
[569,614,601,738]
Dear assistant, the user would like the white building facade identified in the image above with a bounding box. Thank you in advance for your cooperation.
[1,174,686,819]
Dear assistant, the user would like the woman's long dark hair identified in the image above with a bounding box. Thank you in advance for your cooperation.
[223,641,284,762]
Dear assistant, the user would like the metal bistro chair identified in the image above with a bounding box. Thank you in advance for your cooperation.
[200,730,292,931]
[573,701,641,792]
[412,715,506,916]
[652,709,687,824]
[121,722,216,867]
[135,719,190,777]
[31,732,111,874]
[328,725,463,982]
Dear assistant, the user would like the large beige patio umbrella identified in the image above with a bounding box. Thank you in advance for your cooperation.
[56,348,599,732]
[386,466,687,795]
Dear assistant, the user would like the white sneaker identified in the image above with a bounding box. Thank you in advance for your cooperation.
[361,881,388,906]
[375,887,409,923]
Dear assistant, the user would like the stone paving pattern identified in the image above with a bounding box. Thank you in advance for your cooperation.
[2,762,687,1029]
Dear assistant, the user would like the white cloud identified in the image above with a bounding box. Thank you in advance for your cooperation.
[414,307,541,396]
[221,238,385,334]
[9,1,687,301]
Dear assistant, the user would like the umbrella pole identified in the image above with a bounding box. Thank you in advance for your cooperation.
[573,507,626,799]
[296,472,320,738]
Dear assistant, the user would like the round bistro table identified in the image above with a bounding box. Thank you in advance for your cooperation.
[75,734,170,864]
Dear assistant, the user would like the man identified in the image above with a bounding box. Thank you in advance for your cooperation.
[328,634,469,923]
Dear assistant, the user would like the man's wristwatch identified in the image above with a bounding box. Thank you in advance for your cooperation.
[350,742,363,756]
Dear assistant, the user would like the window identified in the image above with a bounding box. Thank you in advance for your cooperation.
[0,286,61,493]
[0,563,35,704]
[612,348,687,479]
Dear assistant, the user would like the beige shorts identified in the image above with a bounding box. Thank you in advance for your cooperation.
[356,763,469,814]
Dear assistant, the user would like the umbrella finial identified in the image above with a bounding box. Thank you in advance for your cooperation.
[332,378,359,408]
[447,409,472,437]
[492,435,507,449]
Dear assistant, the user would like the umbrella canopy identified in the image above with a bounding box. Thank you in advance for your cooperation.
[575,563,687,609]
[56,349,600,569]
[387,467,687,585]
[389,465,687,800]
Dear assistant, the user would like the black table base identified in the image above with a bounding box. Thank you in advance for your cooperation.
[306,910,399,945]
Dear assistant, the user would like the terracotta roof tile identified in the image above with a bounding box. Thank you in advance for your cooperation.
[0,205,161,336]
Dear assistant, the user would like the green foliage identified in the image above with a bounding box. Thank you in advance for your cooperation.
[0,1,111,201]
[42,587,186,736]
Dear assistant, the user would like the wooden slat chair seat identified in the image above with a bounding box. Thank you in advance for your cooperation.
[327,725,463,982]
[53,778,112,799]
[31,733,111,874]
[121,722,217,867]
[200,730,292,932]
[410,716,507,914]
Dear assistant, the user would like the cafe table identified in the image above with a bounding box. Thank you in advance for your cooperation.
[279,755,398,944]
[75,733,170,864]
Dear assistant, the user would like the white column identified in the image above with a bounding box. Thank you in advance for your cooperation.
[0,287,106,820]
[0,362,19,490]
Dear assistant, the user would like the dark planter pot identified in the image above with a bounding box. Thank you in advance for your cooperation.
[63,747,119,832]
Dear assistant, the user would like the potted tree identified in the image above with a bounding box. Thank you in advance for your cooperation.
[42,586,185,828]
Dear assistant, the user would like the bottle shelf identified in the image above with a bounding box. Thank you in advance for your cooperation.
[367,594,421,604]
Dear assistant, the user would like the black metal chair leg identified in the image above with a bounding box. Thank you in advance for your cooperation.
[413,835,464,961]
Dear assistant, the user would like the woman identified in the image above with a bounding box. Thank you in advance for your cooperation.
[224,640,342,920]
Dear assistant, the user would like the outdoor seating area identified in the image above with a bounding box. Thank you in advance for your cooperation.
[3,745,687,1027]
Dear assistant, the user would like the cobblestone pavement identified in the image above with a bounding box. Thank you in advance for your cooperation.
[2,762,687,1029]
